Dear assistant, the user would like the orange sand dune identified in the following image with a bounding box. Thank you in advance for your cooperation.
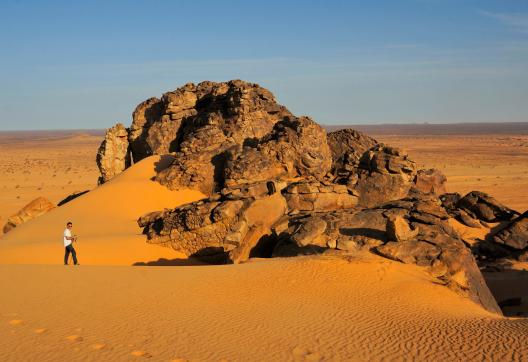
[0,255,526,361]
[0,155,204,265]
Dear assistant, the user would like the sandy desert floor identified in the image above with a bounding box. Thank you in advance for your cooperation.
[0,131,102,232]
[1,254,527,362]
[0,129,527,361]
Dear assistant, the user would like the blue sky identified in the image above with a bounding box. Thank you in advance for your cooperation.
[0,0,527,130]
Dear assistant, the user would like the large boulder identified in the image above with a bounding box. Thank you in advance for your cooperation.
[3,197,55,233]
[129,86,194,161]
[414,168,447,195]
[97,80,293,187]
[96,123,131,184]
[493,211,528,251]
[152,80,294,194]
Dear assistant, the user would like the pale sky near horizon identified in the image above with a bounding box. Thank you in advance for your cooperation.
[0,0,527,130]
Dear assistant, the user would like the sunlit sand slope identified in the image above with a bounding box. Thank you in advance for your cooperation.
[0,156,205,265]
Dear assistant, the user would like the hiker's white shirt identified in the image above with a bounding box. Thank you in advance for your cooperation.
[64,228,72,247]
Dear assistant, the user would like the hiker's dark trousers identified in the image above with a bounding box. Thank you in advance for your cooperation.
[64,244,78,265]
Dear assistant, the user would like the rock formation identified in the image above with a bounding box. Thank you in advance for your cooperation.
[455,191,519,223]
[270,194,501,314]
[96,123,131,184]
[353,144,417,207]
[493,211,528,250]
[94,79,528,315]
[414,168,447,195]
[3,197,55,233]
[140,181,287,264]
[327,128,378,184]
[224,117,332,187]
[96,80,293,191]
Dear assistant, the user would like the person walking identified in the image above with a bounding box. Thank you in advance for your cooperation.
[63,221,79,265]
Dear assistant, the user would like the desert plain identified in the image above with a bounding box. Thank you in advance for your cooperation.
[0,125,527,361]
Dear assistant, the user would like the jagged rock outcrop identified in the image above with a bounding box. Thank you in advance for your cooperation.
[352,144,417,207]
[493,211,528,251]
[151,81,294,194]
[139,181,287,264]
[224,117,332,187]
[272,194,501,314]
[120,80,528,315]
[440,191,519,226]
[97,80,293,186]
[456,191,519,223]
[327,129,378,184]
[3,197,55,233]
[96,123,131,184]
[282,180,358,214]
[438,191,527,262]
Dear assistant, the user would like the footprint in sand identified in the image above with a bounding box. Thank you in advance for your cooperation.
[34,328,47,334]
[8,319,24,326]
[292,346,321,361]
[66,335,83,342]
[131,350,152,358]
[91,343,107,350]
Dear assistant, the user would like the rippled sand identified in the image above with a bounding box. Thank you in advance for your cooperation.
[1,256,527,361]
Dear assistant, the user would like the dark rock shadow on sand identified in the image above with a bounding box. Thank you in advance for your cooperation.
[132,257,212,266]
[133,247,231,266]
[154,154,176,173]
[57,190,90,206]
[484,268,528,317]
[339,227,386,241]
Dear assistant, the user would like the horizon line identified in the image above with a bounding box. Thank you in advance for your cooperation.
[1,120,528,133]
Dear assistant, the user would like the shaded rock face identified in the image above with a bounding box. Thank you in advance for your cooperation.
[282,180,358,214]
[414,168,447,195]
[3,197,55,233]
[96,123,131,184]
[493,211,528,251]
[353,145,417,208]
[441,190,519,227]
[327,132,419,208]
[327,129,378,184]
[456,191,519,223]
[439,191,526,261]
[273,208,387,255]
[224,117,332,188]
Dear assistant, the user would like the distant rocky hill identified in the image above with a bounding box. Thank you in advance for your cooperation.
[326,122,528,135]
[95,80,527,315]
